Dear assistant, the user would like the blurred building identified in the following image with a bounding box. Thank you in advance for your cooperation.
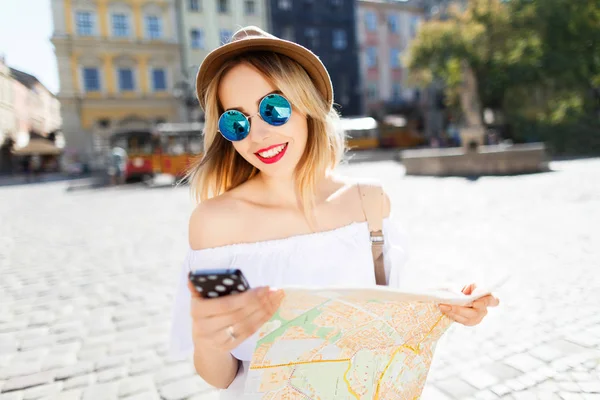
[267,0,362,116]
[175,0,268,119]
[357,0,424,116]
[0,57,15,144]
[51,0,182,170]
[0,57,62,174]
[10,68,62,139]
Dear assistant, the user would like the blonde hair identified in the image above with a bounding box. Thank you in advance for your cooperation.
[185,51,345,220]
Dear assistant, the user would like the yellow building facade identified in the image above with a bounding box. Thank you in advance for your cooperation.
[51,0,182,168]
[177,0,267,84]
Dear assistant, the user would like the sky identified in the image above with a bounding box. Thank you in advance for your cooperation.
[0,0,59,94]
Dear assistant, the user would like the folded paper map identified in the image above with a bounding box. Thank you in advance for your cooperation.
[244,286,493,399]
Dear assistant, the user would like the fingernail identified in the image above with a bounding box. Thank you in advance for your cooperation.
[439,305,451,313]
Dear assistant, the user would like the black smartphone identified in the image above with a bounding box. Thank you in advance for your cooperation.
[188,268,250,298]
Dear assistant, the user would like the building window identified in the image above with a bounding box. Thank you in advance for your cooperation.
[332,29,347,50]
[390,48,401,68]
[280,25,294,41]
[304,27,319,49]
[218,0,229,13]
[152,68,167,91]
[76,11,94,36]
[366,47,377,68]
[118,68,135,91]
[189,0,201,11]
[388,14,398,33]
[220,29,232,44]
[145,15,162,39]
[191,29,204,49]
[331,0,343,7]
[245,0,256,15]
[278,0,292,10]
[365,11,377,32]
[410,16,420,37]
[112,14,130,37]
[83,67,100,91]
[392,83,402,100]
[367,82,378,100]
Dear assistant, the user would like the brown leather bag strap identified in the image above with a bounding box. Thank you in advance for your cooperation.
[358,184,387,286]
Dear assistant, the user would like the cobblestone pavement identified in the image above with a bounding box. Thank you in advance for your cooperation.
[1,157,599,400]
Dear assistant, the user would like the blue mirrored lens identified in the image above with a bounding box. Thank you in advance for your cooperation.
[218,110,250,141]
[260,94,292,126]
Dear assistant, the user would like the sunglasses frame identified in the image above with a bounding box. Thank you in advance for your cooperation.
[217,93,293,142]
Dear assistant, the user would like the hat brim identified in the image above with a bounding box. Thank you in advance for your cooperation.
[196,38,333,111]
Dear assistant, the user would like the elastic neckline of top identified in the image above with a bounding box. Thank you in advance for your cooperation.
[189,217,392,254]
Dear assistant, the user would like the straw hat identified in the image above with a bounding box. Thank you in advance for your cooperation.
[195,26,333,111]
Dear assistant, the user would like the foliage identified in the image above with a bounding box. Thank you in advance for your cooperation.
[407,0,600,154]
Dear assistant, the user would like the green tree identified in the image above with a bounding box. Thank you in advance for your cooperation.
[408,0,600,154]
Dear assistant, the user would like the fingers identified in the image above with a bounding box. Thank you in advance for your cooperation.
[461,283,477,295]
[187,280,202,299]
[224,301,281,347]
[191,286,271,318]
[200,290,281,336]
[439,304,487,326]
[190,288,286,351]
[471,296,498,310]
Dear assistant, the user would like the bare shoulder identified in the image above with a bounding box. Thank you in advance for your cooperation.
[188,192,242,250]
[335,177,391,219]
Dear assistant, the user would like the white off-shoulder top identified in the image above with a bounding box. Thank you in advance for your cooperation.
[169,217,409,398]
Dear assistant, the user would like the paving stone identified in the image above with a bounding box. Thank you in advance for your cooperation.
[511,390,538,400]
[76,348,107,362]
[94,354,130,372]
[559,381,582,392]
[565,333,600,348]
[2,371,55,392]
[62,373,95,390]
[484,363,523,381]
[153,363,195,386]
[81,382,119,400]
[0,363,42,380]
[474,389,500,399]
[120,392,160,400]
[158,376,207,400]
[22,382,63,399]
[489,384,512,397]
[41,353,77,371]
[95,366,127,383]
[579,381,600,393]
[529,344,564,362]
[0,392,24,400]
[52,389,83,400]
[461,370,500,390]
[435,378,478,398]
[117,375,155,397]
[422,385,452,400]
[504,354,545,373]
[54,362,95,380]
[0,320,28,334]
[558,393,585,400]
[11,350,48,365]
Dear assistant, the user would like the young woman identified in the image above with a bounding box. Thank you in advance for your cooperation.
[169,26,499,397]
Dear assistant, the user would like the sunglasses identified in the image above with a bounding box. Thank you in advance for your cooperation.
[218,93,292,141]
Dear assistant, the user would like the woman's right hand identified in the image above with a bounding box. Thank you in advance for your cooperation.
[187,281,285,352]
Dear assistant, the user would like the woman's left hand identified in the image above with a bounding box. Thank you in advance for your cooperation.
[439,283,500,326]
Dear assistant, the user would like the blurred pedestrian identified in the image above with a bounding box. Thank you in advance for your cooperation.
[108,146,127,186]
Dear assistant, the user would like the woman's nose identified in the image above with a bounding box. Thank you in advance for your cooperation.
[248,114,272,142]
